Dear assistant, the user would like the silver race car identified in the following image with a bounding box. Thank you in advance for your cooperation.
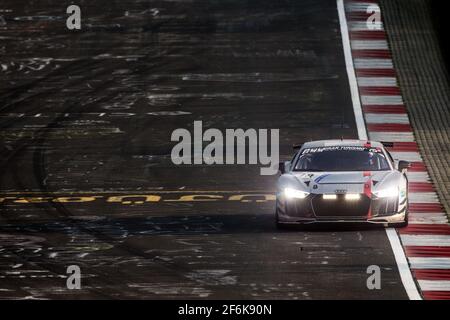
[276,140,410,228]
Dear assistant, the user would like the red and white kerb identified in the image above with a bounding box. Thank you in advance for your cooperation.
[345,0,450,299]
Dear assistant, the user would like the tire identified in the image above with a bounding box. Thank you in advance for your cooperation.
[275,209,285,229]
[389,219,408,228]
[275,203,291,229]
[389,209,409,228]
[389,189,409,228]
[396,192,409,228]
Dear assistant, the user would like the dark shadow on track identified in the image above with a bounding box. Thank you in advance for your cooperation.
[0,213,387,237]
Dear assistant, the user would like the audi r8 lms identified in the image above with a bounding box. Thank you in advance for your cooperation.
[276,140,410,227]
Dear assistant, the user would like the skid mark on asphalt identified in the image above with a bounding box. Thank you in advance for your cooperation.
[0,0,410,299]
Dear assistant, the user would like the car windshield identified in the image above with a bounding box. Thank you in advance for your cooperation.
[293,146,391,172]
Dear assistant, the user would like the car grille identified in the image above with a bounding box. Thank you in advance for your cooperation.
[311,194,371,218]
[285,198,315,218]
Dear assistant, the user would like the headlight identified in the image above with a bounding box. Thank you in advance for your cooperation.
[374,187,399,198]
[345,193,361,200]
[284,188,309,199]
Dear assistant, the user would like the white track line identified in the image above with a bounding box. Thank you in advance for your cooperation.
[365,113,410,124]
[368,132,415,142]
[418,280,450,291]
[406,172,430,183]
[346,2,380,11]
[410,212,448,225]
[409,192,440,204]
[351,40,389,50]
[409,258,450,270]
[337,0,367,141]
[357,77,398,87]
[386,229,422,299]
[354,58,393,69]
[389,151,423,162]
[337,0,422,300]
[400,234,450,247]
[361,95,404,105]
[348,21,384,32]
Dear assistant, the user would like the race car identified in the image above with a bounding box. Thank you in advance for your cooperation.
[276,140,410,228]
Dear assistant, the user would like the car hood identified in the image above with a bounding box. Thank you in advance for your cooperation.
[290,171,392,194]
[292,171,390,184]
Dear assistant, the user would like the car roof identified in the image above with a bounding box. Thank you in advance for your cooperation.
[301,139,384,149]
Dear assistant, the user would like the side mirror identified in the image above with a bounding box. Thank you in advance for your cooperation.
[279,161,291,174]
[398,160,410,172]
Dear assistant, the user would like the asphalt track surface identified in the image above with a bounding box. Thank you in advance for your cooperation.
[0,0,409,299]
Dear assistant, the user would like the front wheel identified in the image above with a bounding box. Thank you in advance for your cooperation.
[389,190,409,228]
[389,220,408,228]
[388,210,409,228]
[275,209,285,229]
[275,203,291,230]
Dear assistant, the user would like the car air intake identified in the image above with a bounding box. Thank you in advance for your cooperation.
[311,194,371,217]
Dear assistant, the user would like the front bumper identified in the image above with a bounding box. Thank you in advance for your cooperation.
[278,211,407,225]
[277,193,407,225]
